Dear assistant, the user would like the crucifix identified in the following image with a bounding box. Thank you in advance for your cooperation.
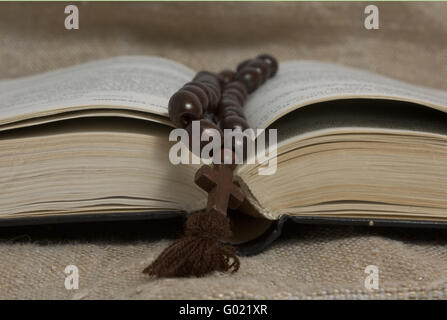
[194,151,245,215]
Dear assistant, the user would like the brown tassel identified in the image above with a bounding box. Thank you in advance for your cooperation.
[143,210,240,278]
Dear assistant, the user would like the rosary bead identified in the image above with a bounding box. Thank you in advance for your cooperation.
[218,99,240,114]
[218,100,244,118]
[203,112,218,123]
[168,90,203,128]
[225,81,248,98]
[185,119,223,157]
[182,84,209,112]
[247,58,270,82]
[256,54,278,77]
[220,96,242,110]
[194,71,219,82]
[221,114,249,131]
[203,82,222,100]
[195,73,221,90]
[237,67,262,93]
[169,55,278,158]
[184,81,208,95]
[187,81,219,112]
[206,85,221,113]
[221,109,245,120]
[220,110,240,119]
[219,70,236,84]
[221,96,243,108]
[237,59,251,72]
[204,81,221,95]
[223,88,245,105]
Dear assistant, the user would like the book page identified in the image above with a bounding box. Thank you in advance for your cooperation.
[244,60,447,129]
[273,99,447,145]
[0,56,194,124]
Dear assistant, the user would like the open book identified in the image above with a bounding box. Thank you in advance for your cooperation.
[2,56,447,245]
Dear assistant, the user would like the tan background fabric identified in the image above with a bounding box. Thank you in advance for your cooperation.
[0,2,447,299]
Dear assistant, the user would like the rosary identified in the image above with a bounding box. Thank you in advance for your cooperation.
[144,54,278,278]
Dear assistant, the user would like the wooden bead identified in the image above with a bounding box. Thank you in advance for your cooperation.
[220,110,240,119]
[221,108,245,120]
[168,90,203,128]
[194,71,211,79]
[206,86,220,113]
[223,88,245,105]
[221,115,249,131]
[186,81,216,111]
[219,96,241,107]
[218,102,245,118]
[237,67,262,93]
[203,112,218,124]
[247,58,270,82]
[194,71,220,83]
[204,81,221,96]
[256,54,278,77]
[202,81,222,97]
[220,96,242,110]
[182,84,209,112]
[225,81,248,98]
[219,70,236,84]
[237,59,251,72]
[185,81,210,96]
[185,119,223,157]
[218,98,241,113]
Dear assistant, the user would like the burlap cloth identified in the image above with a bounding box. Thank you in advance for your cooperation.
[0,2,446,299]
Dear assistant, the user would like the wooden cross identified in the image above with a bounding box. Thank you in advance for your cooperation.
[194,163,245,216]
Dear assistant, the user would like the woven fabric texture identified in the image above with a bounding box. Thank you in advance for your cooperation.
[0,2,446,299]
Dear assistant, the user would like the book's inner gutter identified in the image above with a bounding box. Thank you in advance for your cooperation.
[237,99,447,221]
